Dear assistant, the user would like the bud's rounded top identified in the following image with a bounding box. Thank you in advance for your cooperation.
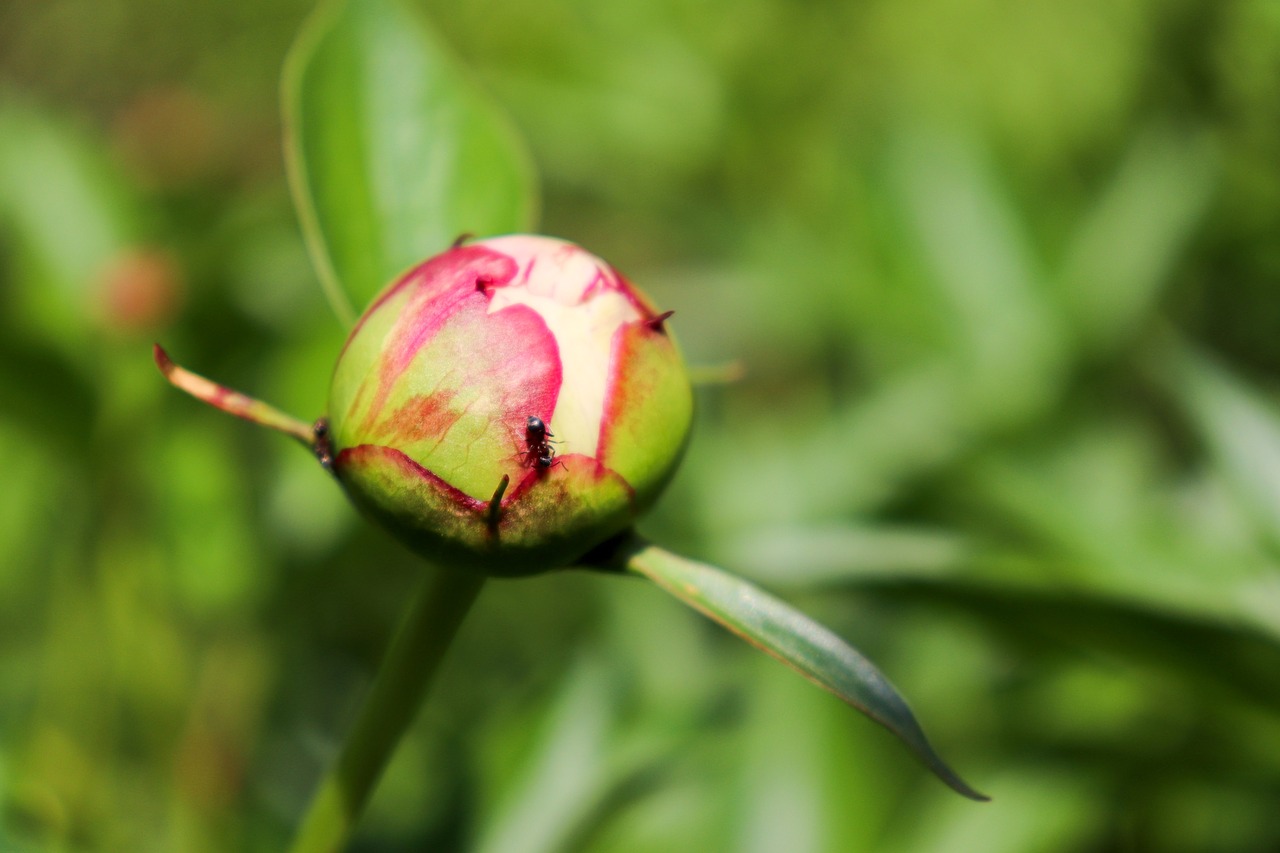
[328,235,693,575]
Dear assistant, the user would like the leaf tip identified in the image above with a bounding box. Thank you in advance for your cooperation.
[944,773,991,803]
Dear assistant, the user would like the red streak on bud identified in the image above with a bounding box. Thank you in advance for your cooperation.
[341,245,518,361]
[609,264,661,318]
[595,317,681,470]
[377,391,461,446]
[336,445,488,513]
[500,453,635,506]
[342,293,563,499]
[346,248,520,434]
[580,265,619,303]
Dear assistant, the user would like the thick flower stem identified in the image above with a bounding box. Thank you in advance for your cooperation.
[288,568,486,853]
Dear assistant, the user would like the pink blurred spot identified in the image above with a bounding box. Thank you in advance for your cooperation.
[96,249,184,333]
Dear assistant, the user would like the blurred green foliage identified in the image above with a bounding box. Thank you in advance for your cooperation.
[3,0,1280,850]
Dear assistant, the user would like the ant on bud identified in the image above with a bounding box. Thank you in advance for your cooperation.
[524,415,563,470]
[525,415,550,442]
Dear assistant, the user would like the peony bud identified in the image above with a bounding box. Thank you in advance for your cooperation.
[327,235,693,575]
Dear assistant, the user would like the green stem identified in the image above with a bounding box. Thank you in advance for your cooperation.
[288,568,486,853]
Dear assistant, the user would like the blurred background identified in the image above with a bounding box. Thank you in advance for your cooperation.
[4,0,1280,850]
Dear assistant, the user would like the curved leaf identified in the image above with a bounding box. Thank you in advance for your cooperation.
[283,0,538,323]
[600,540,989,801]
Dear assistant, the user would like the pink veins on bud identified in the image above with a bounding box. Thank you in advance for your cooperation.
[335,246,565,500]
[325,234,694,573]
[480,236,654,464]
[331,235,678,509]
[347,246,521,427]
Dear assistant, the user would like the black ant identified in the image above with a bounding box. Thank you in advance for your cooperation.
[523,415,563,470]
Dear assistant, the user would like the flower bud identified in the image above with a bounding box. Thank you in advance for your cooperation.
[328,235,693,575]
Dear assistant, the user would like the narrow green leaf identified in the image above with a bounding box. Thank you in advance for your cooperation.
[474,654,678,853]
[283,0,539,323]
[1163,341,1280,552]
[0,95,140,353]
[475,657,615,853]
[888,129,1066,427]
[602,540,989,801]
[1057,130,1215,351]
[719,523,968,586]
[872,579,1280,714]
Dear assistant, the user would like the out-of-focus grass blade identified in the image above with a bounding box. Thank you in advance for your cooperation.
[282,0,538,323]
[1057,131,1215,351]
[719,524,968,587]
[889,129,1065,427]
[736,652,895,853]
[885,769,1102,853]
[958,418,1279,630]
[607,540,989,802]
[716,522,1280,713]
[0,96,139,349]
[1163,342,1280,553]
[691,363,969,529]
[878,576,1280,713]
[474,656,615,853]
[475,655,676,853]
[0,423,62,596]
[737,658,828,853]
